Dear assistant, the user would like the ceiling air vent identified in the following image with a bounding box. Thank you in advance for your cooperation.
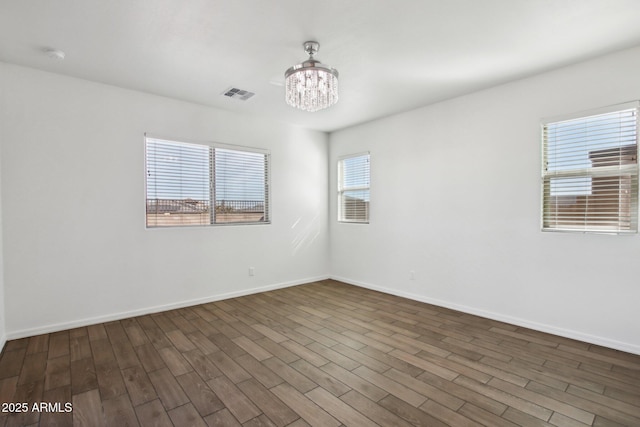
[222,87,255,101]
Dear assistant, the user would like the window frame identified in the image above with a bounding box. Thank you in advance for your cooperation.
[540,102,639,234]
[337,152,370,224]
[145,134,271,228]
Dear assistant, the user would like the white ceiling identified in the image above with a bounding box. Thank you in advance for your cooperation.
[2,0,640,132]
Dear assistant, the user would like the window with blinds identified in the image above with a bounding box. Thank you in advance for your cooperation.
[541,102,639,233]
[338,153,370,223]
[145,136,270,227]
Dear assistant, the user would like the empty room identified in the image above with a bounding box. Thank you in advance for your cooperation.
[1,1,639,426]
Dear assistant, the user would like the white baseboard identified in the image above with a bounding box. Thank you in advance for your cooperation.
[0,333,6,354]
[331,275,640,356]
[6,275,329,341]
[8,274,638,356]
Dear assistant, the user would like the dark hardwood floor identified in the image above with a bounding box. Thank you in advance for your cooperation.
[0,280,639,426]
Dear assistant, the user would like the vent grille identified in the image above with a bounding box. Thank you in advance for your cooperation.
[222,87,255,101]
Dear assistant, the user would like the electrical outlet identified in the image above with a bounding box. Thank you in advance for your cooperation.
[249,267,255,276]
[409,270,415,280]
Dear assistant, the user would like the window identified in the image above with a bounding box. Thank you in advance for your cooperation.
[145,136,270,227]
[541,102,639,233]
[338,153,370,223]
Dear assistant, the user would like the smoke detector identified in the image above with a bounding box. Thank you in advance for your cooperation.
[44,48,65,60]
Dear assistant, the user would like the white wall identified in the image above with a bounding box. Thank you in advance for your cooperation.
[329,46,640,355]
[0,67,5,350]
[0,63,329,338]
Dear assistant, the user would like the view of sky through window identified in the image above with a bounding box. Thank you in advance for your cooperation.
[341,155,370,201]
[146,138,210,200]
[545,108,637,196]
[146,138,266,201]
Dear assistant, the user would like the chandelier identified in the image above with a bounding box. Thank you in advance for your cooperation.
[285,41,339,112]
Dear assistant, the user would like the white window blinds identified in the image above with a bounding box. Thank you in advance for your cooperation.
[338,153,370,223]
[145,137,270,227]
[541,103,639,233]
[214,148,269,224]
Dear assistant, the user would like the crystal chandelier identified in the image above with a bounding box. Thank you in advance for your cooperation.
[285,41,339,112]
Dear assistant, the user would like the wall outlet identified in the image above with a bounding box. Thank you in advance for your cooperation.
[249,267,255,276]
[409,270,415,280]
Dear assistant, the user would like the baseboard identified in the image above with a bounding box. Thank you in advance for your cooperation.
[8,274,638,356]
[331,275,640,356]
[6,275,330,341]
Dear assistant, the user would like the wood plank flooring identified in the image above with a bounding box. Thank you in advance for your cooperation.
[1,279,639,426]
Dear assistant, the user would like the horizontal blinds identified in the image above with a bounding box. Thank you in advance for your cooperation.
[338,153,370,222]
[146,138,211,227]
[542,106,638,233]
[214,148,269,224]
[145,137,269,227]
